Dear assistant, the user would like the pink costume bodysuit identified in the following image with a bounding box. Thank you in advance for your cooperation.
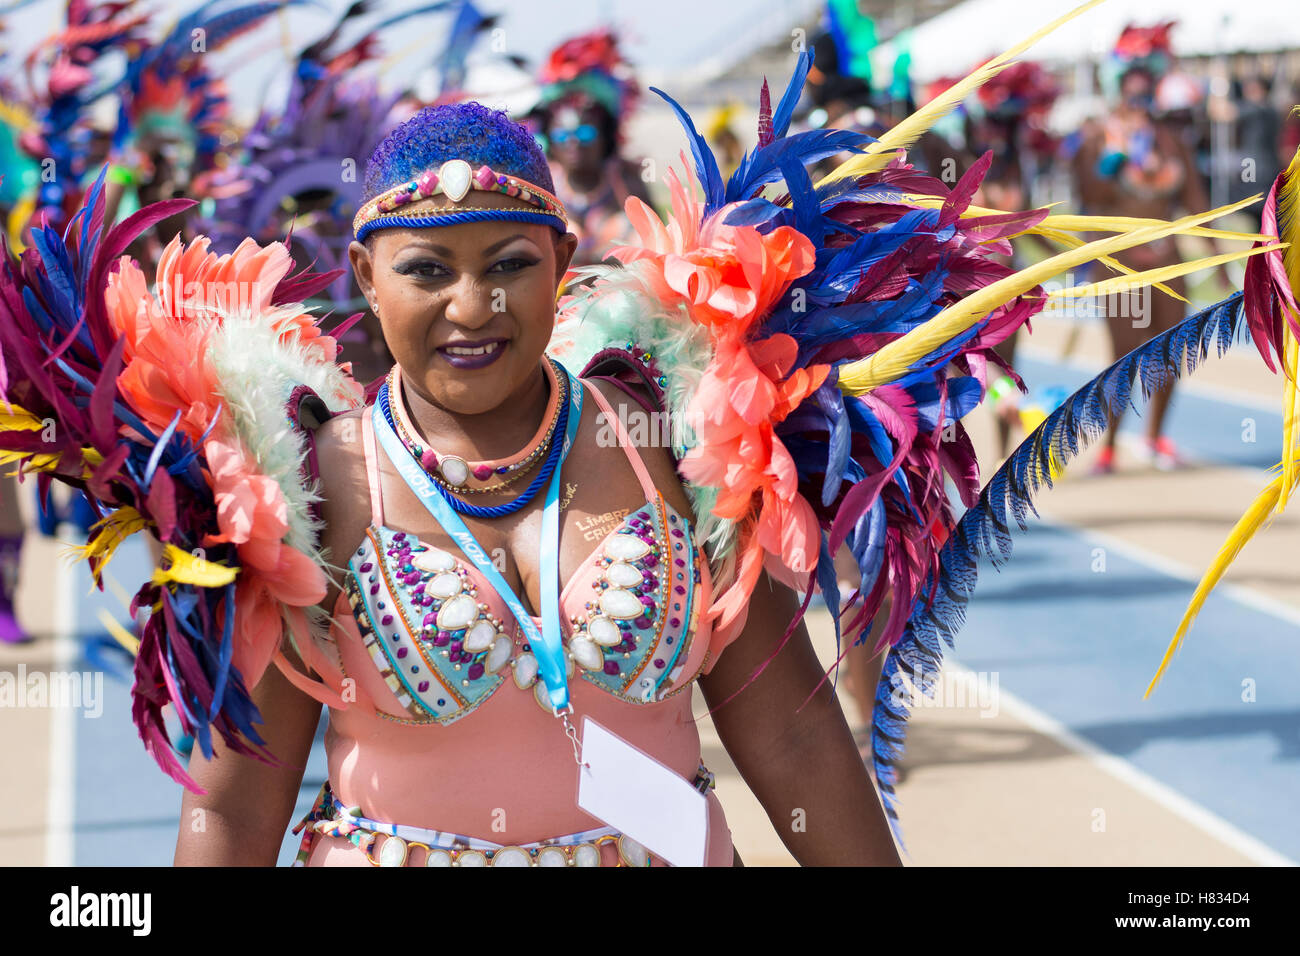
[294,379,735,866]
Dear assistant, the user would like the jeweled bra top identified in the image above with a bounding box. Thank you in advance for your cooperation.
[339,378,709,724]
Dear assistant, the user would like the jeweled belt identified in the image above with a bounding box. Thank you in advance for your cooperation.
[292,765,716,868]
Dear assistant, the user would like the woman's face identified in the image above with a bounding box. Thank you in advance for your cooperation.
[349,190,577,416]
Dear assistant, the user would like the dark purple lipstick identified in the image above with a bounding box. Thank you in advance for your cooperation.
[437,338,508,370]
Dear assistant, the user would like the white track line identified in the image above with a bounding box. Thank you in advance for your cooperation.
[943,659,1297,867]
[1036,515,1300,627]
[43,527,78,867]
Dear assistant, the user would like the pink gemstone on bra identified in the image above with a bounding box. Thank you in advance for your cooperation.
[381,614,393,626]
[633,616,651,629]
[433,632,450,647]
[674,586,685,595]
[468,662,485,680]
[370,584,380,596]
[423,613,437,627]
[418,680,429,692]
[643,555,657,568]
[404,572,420,585]
[359,562,373,573]
[397,647,408,659]
[669,618,680,628]
[472,464,493,481]
[638,595,654,606]
[603,661,620,676]
[674,558,684,567]
[654,659,665,668]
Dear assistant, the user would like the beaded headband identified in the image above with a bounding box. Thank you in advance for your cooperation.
[353,159,569,240]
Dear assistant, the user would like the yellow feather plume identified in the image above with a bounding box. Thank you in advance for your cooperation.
[151,543,239,588]
[838,195,1268,395]
[1049,244,1283,300]
[97,608,141,657]
[1145,471,1285,697]
[1275,142,1300,509]
[70,507,149,587]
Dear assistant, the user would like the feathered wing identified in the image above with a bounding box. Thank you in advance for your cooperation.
[553,8,1276,850]
[0,170,365,789]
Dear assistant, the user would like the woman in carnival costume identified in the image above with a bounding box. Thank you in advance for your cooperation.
[0,0,1290,864]
[529,28,651,267]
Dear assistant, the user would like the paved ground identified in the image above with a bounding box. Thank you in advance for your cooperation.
[1,307,1296,866]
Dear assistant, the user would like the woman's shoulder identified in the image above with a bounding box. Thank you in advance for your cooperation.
[581,376,694,520]
[308,405,375,572]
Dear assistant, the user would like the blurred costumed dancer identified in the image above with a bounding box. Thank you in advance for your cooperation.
[0,1,151,635]
[529,29,651,266]
[201,0,504,388]
[1072,20,1235,473]
[108,1,301,272]
[0,0,1287,859]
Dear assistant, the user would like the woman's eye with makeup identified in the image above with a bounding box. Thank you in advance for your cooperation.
[487,256,540,275]
[393,259,450,279]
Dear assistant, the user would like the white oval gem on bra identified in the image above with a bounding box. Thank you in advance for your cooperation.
[463,619,497,653]
[569,635,603,671]
[512,652,538,688]
[572,843,600,867]
[604,534,650,562]
[485,635,513,673]
[413,548,457,573]
[605,561,642,588]
[428,572,462,599]
[587,615,622,647]
[435,594,477,630]
[599,588,643,620]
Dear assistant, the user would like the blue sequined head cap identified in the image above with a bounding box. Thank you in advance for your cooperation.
[354,102,568,241]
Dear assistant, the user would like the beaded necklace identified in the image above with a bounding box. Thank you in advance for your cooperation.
[376,366,572,519]
[386,359,565,494]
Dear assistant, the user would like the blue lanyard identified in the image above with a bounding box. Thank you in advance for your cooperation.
[370,365,583,713]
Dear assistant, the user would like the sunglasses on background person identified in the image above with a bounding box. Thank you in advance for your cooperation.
[549,123,599,145]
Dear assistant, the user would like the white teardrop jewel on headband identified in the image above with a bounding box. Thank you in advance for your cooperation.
[438,160,473,202]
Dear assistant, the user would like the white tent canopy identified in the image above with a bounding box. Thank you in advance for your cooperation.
[876,0,1300,83]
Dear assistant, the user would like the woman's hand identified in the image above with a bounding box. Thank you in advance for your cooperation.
[698,572,902,866]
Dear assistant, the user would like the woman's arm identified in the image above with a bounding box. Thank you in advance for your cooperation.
[174,409,369,865]
[174,655,322,865]
[698,572,902,866]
